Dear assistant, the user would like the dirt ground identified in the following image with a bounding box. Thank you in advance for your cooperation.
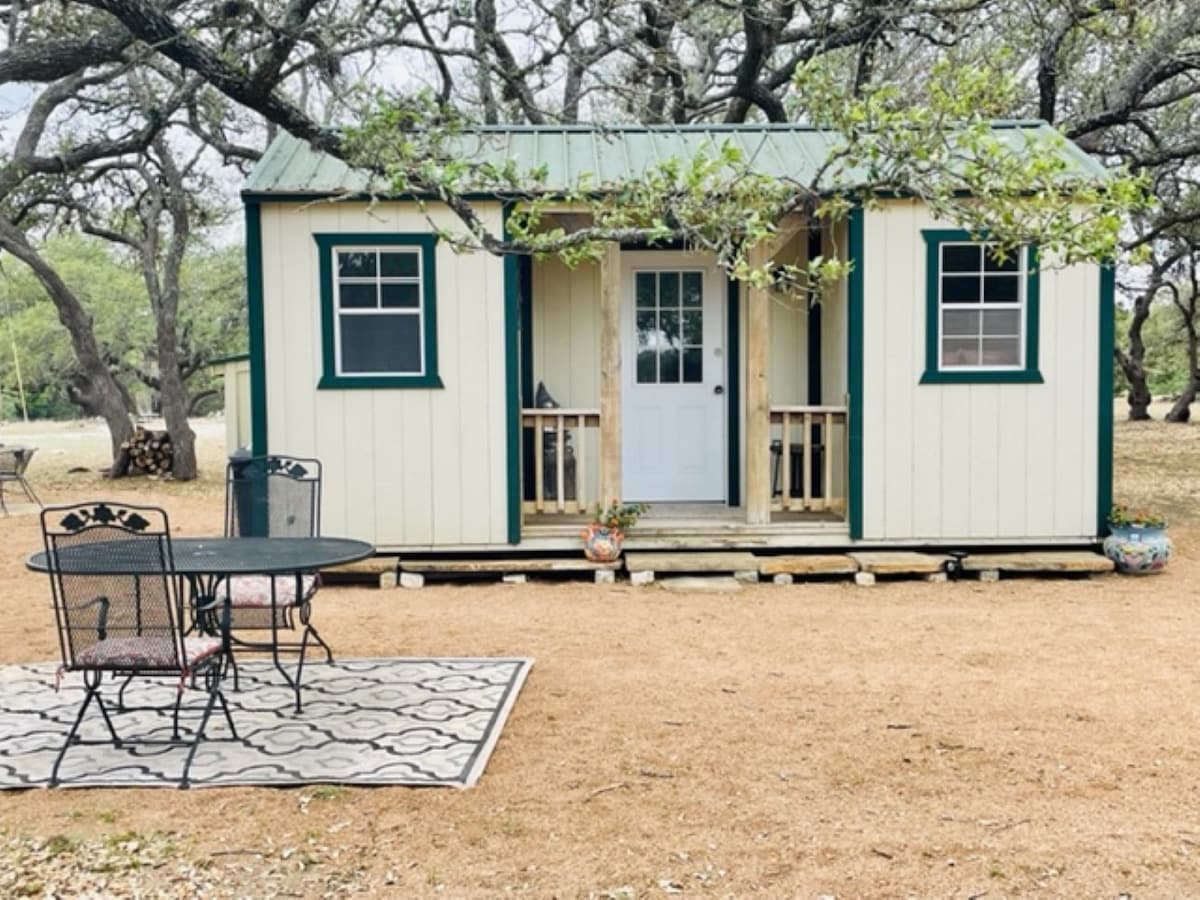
[1,410,1199,898]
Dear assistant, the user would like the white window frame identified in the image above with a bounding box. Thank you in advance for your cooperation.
[937,241,1026,372]
[332,245,426,377]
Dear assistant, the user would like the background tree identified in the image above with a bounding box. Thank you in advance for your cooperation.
[3,0,1200,460]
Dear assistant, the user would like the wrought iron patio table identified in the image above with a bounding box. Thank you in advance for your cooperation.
[28,536,375,711]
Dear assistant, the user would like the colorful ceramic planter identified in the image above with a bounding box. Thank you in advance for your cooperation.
[1103,524,1172,574]
[582,524,624,562]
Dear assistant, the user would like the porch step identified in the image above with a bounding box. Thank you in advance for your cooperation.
[399,556,621,586]
[842,551,951,587]
[848,552,949,576]
[320,555,400,589]
[623,551,760,586]
[960,551,1114,579]
[759,554,859,577]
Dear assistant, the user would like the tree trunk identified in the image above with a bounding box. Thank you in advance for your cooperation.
[158,351,198,479]
[145,135,198,480]
[1165,379,1196,421]
[1165,291,1199,423]
[1119,287,1154,420]
[0,218,134,464]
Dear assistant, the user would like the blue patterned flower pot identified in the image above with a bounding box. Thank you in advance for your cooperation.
[1103,525,1172,574]
[581,525,624,562]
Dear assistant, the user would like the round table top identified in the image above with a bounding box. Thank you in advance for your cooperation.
[28,536,375,576]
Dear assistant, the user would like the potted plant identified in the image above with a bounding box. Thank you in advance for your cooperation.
[581,500,649,562]
[1103,504,1172,574]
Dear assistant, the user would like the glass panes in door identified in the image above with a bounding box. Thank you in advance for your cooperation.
[635,271,703,384]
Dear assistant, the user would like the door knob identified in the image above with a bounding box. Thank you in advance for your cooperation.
[714,385,724,395]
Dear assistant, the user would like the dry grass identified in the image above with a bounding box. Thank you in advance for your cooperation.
[1,412,1199,897]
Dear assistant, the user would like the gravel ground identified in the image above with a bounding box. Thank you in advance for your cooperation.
[0,411,1197,897]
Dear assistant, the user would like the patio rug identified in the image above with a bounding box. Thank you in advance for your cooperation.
[0,657,532,789]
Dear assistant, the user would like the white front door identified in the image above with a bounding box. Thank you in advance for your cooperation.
[621,252,726,502]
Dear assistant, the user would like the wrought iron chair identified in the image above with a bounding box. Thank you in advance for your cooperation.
[41,501,237,787]
[218,455,331,689]
[0,445,42,514]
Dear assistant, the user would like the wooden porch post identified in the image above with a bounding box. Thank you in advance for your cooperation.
[745,216,805,524]
[599,242,622,504]
[745,243,771,524]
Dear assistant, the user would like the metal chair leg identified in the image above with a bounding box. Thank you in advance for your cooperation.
[179,673,221,789]
[51,673,120,786]
[17,475,41,507]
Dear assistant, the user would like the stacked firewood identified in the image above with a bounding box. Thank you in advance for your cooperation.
[116,427,174,476]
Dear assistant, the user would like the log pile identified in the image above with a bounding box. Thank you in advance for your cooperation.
[114,427,174,476]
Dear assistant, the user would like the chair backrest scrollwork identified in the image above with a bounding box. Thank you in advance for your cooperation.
[40,502,179,673]
[224,455,322,539]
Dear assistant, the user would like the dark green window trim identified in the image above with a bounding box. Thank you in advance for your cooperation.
[313,233,443,390]
[919,230,1043,385]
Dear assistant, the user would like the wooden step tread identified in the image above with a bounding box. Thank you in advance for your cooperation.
[623,551,759,573]
[321,556,398,575]
[401,557,620,573]
[848,551,949,575]
[961,551,1114,573]
[759,554,858,576]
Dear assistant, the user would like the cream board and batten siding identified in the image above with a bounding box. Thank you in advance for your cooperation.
[257,200,508,550]
[859,199,1098,542]
[531,257,602,503]
[222,358,252,455]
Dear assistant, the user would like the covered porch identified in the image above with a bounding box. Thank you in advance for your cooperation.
[516,212,851,546]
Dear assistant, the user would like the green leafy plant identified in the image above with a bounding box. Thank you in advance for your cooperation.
[1108,504,1167,529]
[588,500,649,532]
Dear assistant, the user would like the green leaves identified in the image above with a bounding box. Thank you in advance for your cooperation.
[342,55,1145,298]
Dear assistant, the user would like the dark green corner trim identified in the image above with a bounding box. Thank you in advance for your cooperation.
[245,200,268,457]
[848,207,864,541]
[1097,263,1115,536]
[313,233,442,389]
[919,230,1043,384]
[807,228,823,405]
[519,257,534,407]
[726,276,741,508]
[503,205,522,545]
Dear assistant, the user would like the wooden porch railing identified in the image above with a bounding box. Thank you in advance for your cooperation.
[769,405,848,513]
[521,408,600,515]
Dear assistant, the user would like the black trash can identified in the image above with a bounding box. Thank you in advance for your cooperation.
[227,448,268,536]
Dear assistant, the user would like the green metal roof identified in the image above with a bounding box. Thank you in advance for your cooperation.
[244,122,1108,197]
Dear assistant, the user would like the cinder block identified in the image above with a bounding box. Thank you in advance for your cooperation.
[594,569,616,585]
[501,573,527,585]
[854,571,876,587]
[773,573,794,586]
[925,571,948,584]
[379,571,398,589]
[630,570,655,587]
[399,571,425,589]
[733,569,759,584]
[978,570,1000,583]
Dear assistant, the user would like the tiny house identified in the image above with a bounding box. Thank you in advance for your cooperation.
[241,124,1111,553]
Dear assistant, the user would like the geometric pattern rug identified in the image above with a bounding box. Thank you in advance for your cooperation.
[0,658,532,789]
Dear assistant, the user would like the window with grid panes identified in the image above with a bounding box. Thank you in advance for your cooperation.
[334,247,425,375]
[314,233,441,389]
[634,270,705,384]
[920,230,1042,385]
[938,242,1024,369]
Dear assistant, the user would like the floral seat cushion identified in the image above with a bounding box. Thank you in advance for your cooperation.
[75,635,222,670]
[217,574,318,609]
